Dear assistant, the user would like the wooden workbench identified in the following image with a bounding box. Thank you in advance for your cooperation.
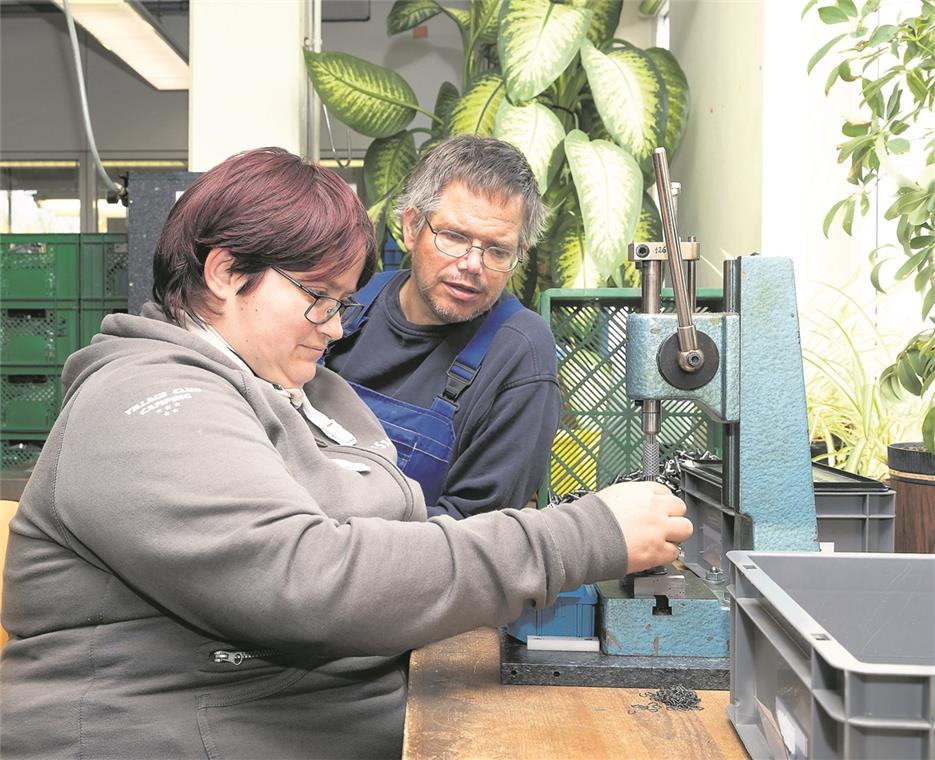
[403,627,750,760]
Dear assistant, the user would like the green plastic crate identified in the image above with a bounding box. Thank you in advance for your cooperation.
[0,301,79,366]
[0,367,62,433]
[79,300,128,347]
[539,288,723,503]
[80,234,129,299]
[0,234,79,301]
[0,433,46,471]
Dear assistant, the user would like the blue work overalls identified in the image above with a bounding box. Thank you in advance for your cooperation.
[341,270,524,506]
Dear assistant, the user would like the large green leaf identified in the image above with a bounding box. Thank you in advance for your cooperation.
[386,189,408,254]
[579,92,612,142]
[635,192,662,241]
[368,196,390,250]
[564,129,643,286]
[498,0,592,103]
[547,194,587,289]
[448,73,506,136]
[579,40,667,169]
[493,101,566,193]
[509,245,539,307]
[538,180,573,246]
[610,192,660,286]
[431,81,460,138]
[475,0,506,43]
[442,5,470,31]
[305,51,418,138]
[647,47,690,159]
[386,0,442,35]
[363,131,417,206]
[570,0,623,48]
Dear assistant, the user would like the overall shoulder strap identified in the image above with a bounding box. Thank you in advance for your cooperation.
[343,269,404,333]
[441,293,525,405]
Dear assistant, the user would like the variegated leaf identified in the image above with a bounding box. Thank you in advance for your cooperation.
[612,192,658,285]
[386,189,409,254]
[493,100,566,193]
[498,0,592,103]
[538,180,572,247]
[387,0,442,35]
[363,131,417,206]
[579,40,667,169]
[570,0,623,47]
[305,50,418,138]
[442,5,471,31]
[418,137,443,156]
[475,0,506,43]
[635,192,662,241]
[432,81,460,139]
[647,47,690,159]
[548,195,587,289]
[448,73,506,136]
[509,245,539,307]
[564,129,643,287]
[368,196,389,250]
[578,92,612,142]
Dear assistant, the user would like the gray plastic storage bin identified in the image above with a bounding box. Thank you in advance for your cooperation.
[681,461,895,560]
[727,551,935,759]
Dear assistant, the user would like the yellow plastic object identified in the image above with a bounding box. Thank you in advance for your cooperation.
[0,499,19,647]
[549,430,601,497]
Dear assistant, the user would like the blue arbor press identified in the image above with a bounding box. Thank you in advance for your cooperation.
[502,148,819,689]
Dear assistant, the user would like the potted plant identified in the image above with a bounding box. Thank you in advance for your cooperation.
[807,0,934,550]
[803,284,928,480]
[304,0,690,307]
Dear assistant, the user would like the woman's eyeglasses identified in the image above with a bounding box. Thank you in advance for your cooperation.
[272,267,363,328]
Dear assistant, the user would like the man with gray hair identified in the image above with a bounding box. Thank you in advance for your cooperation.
[326,135,560,520]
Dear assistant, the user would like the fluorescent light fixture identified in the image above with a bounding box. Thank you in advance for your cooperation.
[50,0,189,91]
[0,160,80,168]
[101,160,187,168]
[318,159,365,169]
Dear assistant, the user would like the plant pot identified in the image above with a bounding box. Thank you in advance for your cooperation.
[888,442,935,554]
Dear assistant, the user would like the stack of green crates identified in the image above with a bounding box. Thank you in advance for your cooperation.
[78,234,130,348]
[0,233,128,472]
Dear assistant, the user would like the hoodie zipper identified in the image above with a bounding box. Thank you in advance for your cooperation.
[210,649,276,665]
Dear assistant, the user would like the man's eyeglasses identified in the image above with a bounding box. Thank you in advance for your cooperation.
[424,218,523,273]
[272,267,363,328]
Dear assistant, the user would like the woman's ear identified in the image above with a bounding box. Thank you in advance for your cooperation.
[203,248,240,304]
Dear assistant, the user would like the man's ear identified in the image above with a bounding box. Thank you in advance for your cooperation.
[401,209,419,253]
[203,247,240,304]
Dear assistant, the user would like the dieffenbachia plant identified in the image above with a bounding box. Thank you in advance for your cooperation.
[305,0,690,306]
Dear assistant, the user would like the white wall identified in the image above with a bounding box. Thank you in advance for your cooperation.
[188,0,307,170]
[669,0,764,288]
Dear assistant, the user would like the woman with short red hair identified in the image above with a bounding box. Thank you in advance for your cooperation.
[0,147,690,759]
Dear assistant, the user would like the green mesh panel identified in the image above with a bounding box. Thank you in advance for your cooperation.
[80,235,129,299]
[0,305,79,365]
[1,438,45,470]
[540,289,723,502]
[0,235,79,301]
[1,370,62,432]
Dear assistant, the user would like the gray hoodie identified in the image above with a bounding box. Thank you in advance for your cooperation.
[1,305,628,759]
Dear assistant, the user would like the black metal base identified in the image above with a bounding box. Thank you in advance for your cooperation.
[499,629,729,690]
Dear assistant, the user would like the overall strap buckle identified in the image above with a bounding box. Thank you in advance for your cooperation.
[443,360,478,404]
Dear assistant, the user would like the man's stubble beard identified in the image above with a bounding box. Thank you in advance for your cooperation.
[413,270,493,324]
